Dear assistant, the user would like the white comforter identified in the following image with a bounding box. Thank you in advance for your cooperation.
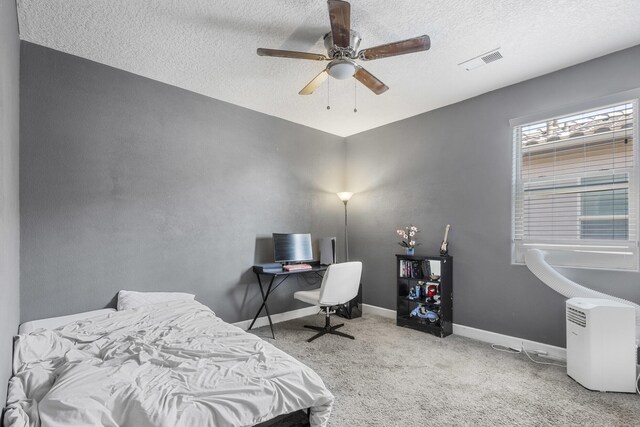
[4,300,333,427]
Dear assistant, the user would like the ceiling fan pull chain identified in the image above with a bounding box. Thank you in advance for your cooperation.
[353,79,358,113]
[326,78,331,110]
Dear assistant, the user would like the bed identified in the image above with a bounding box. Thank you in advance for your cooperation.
[4,299,333,427]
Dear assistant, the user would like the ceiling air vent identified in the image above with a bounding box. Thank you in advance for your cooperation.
[458,48,503,71]
[481,51,503,64]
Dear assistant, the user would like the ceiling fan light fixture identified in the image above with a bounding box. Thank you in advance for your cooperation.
[327,60,356,80]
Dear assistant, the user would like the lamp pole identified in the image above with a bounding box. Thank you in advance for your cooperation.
[343,200,349,262]
[336,192,354,262]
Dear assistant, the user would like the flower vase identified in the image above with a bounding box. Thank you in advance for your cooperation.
[406,248,415,256]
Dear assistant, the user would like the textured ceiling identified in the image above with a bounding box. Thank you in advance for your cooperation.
[16,0,640,137]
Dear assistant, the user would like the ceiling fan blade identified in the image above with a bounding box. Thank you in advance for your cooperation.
[257,48,328,61]
[359,35,431,61]
[327,0,351,48]
[354,66,388,95]
[299,70,329,95]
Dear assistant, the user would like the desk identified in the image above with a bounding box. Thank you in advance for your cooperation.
[249,265,327,339]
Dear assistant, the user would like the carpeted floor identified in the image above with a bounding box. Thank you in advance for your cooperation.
[252,314,639,426]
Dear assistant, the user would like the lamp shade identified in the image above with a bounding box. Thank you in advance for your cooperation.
[337,192,354,202]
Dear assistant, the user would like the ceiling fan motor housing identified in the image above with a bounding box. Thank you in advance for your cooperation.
[324,30,362,59]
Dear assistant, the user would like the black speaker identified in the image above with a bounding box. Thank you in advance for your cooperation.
[319,237,337,265]
[336,282,362,319]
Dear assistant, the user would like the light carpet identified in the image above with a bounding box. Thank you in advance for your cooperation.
[252,314,639,426]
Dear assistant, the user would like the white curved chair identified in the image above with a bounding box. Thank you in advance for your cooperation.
[294,261,362,342]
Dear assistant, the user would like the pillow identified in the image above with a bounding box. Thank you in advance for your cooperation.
[18,309,117,334]
[117,290,195,311]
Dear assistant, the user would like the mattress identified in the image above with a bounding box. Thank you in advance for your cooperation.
[5,300,333,427]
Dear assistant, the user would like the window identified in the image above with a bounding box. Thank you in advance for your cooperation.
[580,174,628,240]
[512,94,638,271]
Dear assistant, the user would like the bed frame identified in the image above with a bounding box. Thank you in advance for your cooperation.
[254,409,310,427]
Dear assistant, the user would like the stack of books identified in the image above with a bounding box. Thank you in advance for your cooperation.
[283,263,313,272]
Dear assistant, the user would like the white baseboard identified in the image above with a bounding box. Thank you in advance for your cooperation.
[234,303,566,361]
[452,324,566,361]
[362,304,567,361]
[362,304,396,319]
[234,303,396,330]
[233,306,319,330]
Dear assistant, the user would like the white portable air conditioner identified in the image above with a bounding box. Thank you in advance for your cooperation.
[566,297,636,393]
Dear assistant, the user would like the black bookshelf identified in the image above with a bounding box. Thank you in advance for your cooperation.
[396,254,452,338]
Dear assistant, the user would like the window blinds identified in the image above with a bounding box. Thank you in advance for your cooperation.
[512,100,638,270]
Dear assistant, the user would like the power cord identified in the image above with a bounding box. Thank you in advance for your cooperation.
[491,344,521,353]
[491,342,566,368]
[520,345,566,368]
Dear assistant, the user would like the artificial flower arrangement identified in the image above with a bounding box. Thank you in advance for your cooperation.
[396,225,420,250]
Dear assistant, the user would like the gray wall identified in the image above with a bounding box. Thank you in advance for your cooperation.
[17,36,640,350]
[20,42,345,324]
[346,44,640,347]
[0,0,20,409]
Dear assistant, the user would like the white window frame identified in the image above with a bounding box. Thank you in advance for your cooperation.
[511,89,640,271]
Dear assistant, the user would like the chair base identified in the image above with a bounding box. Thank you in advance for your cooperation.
[303,323,354,342]
[303,307,355,342]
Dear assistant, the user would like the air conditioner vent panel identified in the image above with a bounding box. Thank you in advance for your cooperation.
[567,306,586,327]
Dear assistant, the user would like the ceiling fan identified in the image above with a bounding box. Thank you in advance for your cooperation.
[257,0,430,96]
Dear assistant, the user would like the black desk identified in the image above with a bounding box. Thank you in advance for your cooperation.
[249,265,327,338]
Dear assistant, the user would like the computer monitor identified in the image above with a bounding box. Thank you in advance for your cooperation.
[273,233,313,263]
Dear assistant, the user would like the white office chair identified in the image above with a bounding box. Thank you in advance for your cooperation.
[294,261,362,342]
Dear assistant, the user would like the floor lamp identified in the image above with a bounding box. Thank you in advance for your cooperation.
[336,191,360,319]
[336,192,354,262]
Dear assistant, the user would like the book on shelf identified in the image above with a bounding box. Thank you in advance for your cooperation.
[399,259,423,278]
